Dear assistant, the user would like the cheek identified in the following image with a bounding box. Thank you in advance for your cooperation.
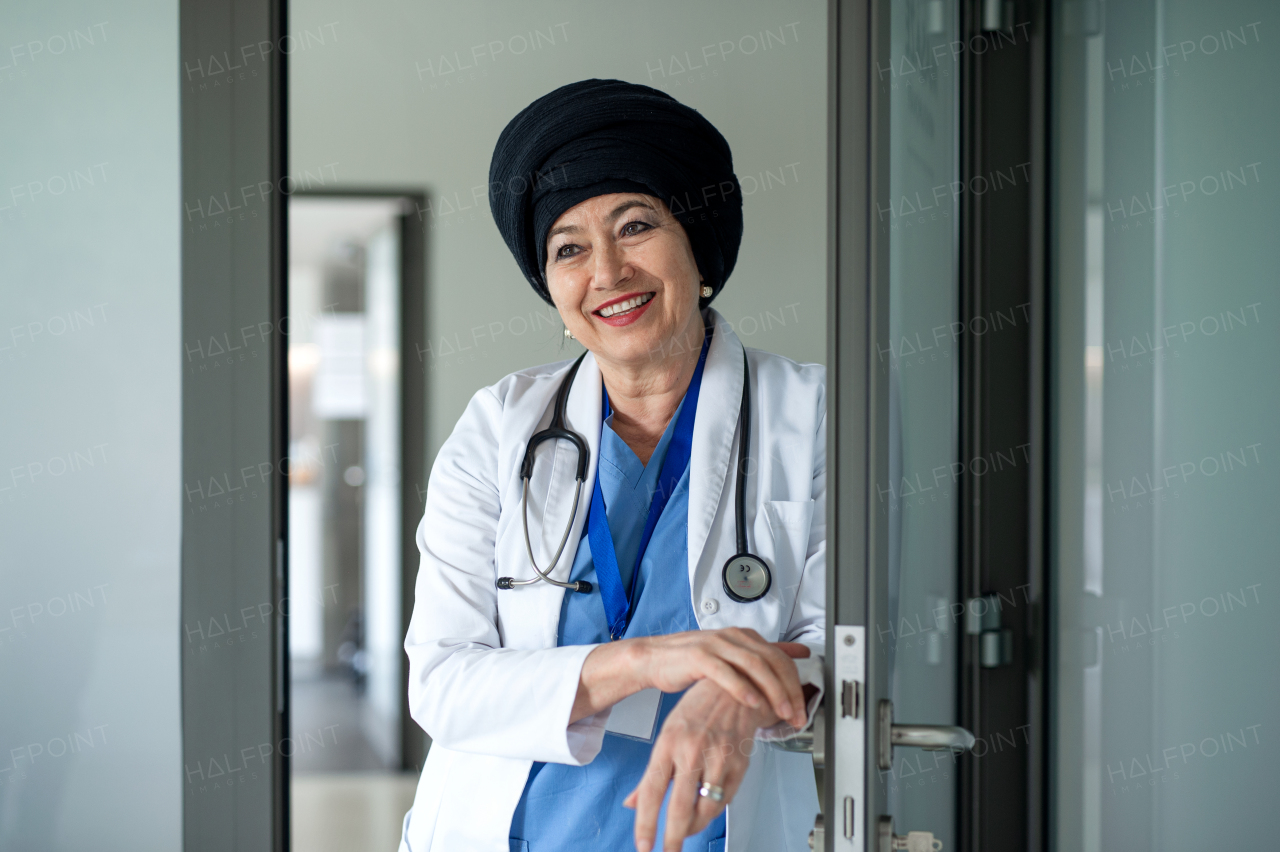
[546,269,587,311]
[644,240,700,295]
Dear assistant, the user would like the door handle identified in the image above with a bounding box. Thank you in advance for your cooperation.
[890,724,976,751]
[878,700,976,770]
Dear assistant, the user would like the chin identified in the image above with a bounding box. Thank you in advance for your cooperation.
[596,332,667,365]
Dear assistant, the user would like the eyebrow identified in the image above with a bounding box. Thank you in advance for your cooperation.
[545,198,657,242]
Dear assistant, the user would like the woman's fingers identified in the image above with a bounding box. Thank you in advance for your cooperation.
[775,641,811,659]
[707,632,807,728]
[630,750,674,852]
[662,748,703,852]
[695,656,767,712]
[751,641,808,728]
[689,735,732,834]
[643,630,808,727]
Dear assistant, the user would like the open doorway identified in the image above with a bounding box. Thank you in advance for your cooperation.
[286,192,426,851]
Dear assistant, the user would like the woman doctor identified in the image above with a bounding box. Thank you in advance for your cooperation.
[401,80,826,852]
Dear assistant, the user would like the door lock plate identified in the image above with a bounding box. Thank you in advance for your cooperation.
[833,625,865,849]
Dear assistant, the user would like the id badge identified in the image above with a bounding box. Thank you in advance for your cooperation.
[604,688,662,742]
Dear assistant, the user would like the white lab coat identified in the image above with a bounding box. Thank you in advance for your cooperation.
[400,311,826,852]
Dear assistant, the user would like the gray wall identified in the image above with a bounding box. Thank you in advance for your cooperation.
[288,0,829,464]
[0,1,182,849]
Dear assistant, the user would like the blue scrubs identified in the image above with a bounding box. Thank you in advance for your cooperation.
[508,395,727,852]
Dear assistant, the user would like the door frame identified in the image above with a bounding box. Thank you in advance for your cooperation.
[824,0,892,847]
[179,0,288,849]
[954,2,1050,850]
[180,0,1051,847]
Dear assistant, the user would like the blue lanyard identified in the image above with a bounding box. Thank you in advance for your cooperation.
[587,333,711,641]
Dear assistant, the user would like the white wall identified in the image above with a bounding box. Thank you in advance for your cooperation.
[288,0,828,463]
[0,1,181,849]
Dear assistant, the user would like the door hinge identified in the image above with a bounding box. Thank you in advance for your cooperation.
[965,594,1014,668]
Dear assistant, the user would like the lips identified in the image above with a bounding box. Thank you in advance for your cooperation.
[594,292,655,318]
[593,291,656,327]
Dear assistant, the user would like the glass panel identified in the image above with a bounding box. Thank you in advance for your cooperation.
[0,4,182,849]
[1051,0,1279,848]
[881,0,960,846]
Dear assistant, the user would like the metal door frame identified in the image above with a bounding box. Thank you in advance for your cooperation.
[180,0,288,849]
[825,0,891,847]
[955,2,1050,850]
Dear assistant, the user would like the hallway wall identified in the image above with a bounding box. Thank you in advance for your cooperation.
[0,0,182,849]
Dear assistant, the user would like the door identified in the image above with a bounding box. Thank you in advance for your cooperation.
[826,0,1043,849]
[828,0,974,847]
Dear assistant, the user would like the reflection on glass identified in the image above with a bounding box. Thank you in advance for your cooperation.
[882,0,960,846]
[1051,0,1278,848]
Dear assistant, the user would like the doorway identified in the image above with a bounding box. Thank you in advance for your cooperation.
[285,192,427,851]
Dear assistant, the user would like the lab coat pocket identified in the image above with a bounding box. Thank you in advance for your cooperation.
[764,501,814,560]
[762,500,815,614]
[509,840,530,852]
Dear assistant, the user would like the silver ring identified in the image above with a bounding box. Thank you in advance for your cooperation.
[698,782,725,803]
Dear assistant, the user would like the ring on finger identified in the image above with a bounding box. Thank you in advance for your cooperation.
[698,782,725,803]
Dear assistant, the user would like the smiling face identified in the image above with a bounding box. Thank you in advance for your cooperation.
[544,192,705,372]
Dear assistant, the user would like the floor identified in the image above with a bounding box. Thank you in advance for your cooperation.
[291,662,391,772]
[292,772,417,852]
[290,661,417,850]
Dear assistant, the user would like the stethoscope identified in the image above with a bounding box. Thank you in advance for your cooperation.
[496,336,772,604]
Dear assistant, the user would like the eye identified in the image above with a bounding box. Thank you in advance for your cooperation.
[620,220,652,237]
[555,243,581,260]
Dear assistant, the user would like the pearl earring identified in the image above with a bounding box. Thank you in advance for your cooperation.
[563,327,573,339]
[701,285,713,298]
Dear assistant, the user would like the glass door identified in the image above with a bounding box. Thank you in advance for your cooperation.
[880,0,962,847]
[1049,0,1279,848]
[825,1,976,849]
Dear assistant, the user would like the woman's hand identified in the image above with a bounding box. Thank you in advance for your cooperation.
[572,628,807,729]
[623,678,775,852]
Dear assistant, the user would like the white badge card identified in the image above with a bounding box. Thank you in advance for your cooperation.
[604,688,663,742]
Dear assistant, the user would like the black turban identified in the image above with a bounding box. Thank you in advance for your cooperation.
[489,79,743,306]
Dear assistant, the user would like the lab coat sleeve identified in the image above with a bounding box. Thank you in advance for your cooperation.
[404,386,606,766]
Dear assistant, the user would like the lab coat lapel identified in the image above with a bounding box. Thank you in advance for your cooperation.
[505,353,601,649]
[687,311,745,586]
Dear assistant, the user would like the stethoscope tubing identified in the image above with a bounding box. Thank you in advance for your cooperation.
[501,476,590,591]
[498,352,593,593]
[498,335,769,602]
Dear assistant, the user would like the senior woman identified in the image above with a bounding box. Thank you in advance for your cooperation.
[400,79,826,852]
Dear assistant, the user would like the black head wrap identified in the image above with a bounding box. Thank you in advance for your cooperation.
[489,79,743,306]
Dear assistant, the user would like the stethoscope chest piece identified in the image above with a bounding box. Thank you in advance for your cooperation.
[722,553,771,602]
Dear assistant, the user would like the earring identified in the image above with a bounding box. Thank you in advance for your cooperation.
[563,327,573,339]
[701,285,713,298]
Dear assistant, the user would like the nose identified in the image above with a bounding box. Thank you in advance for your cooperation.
[591,240,633,290]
